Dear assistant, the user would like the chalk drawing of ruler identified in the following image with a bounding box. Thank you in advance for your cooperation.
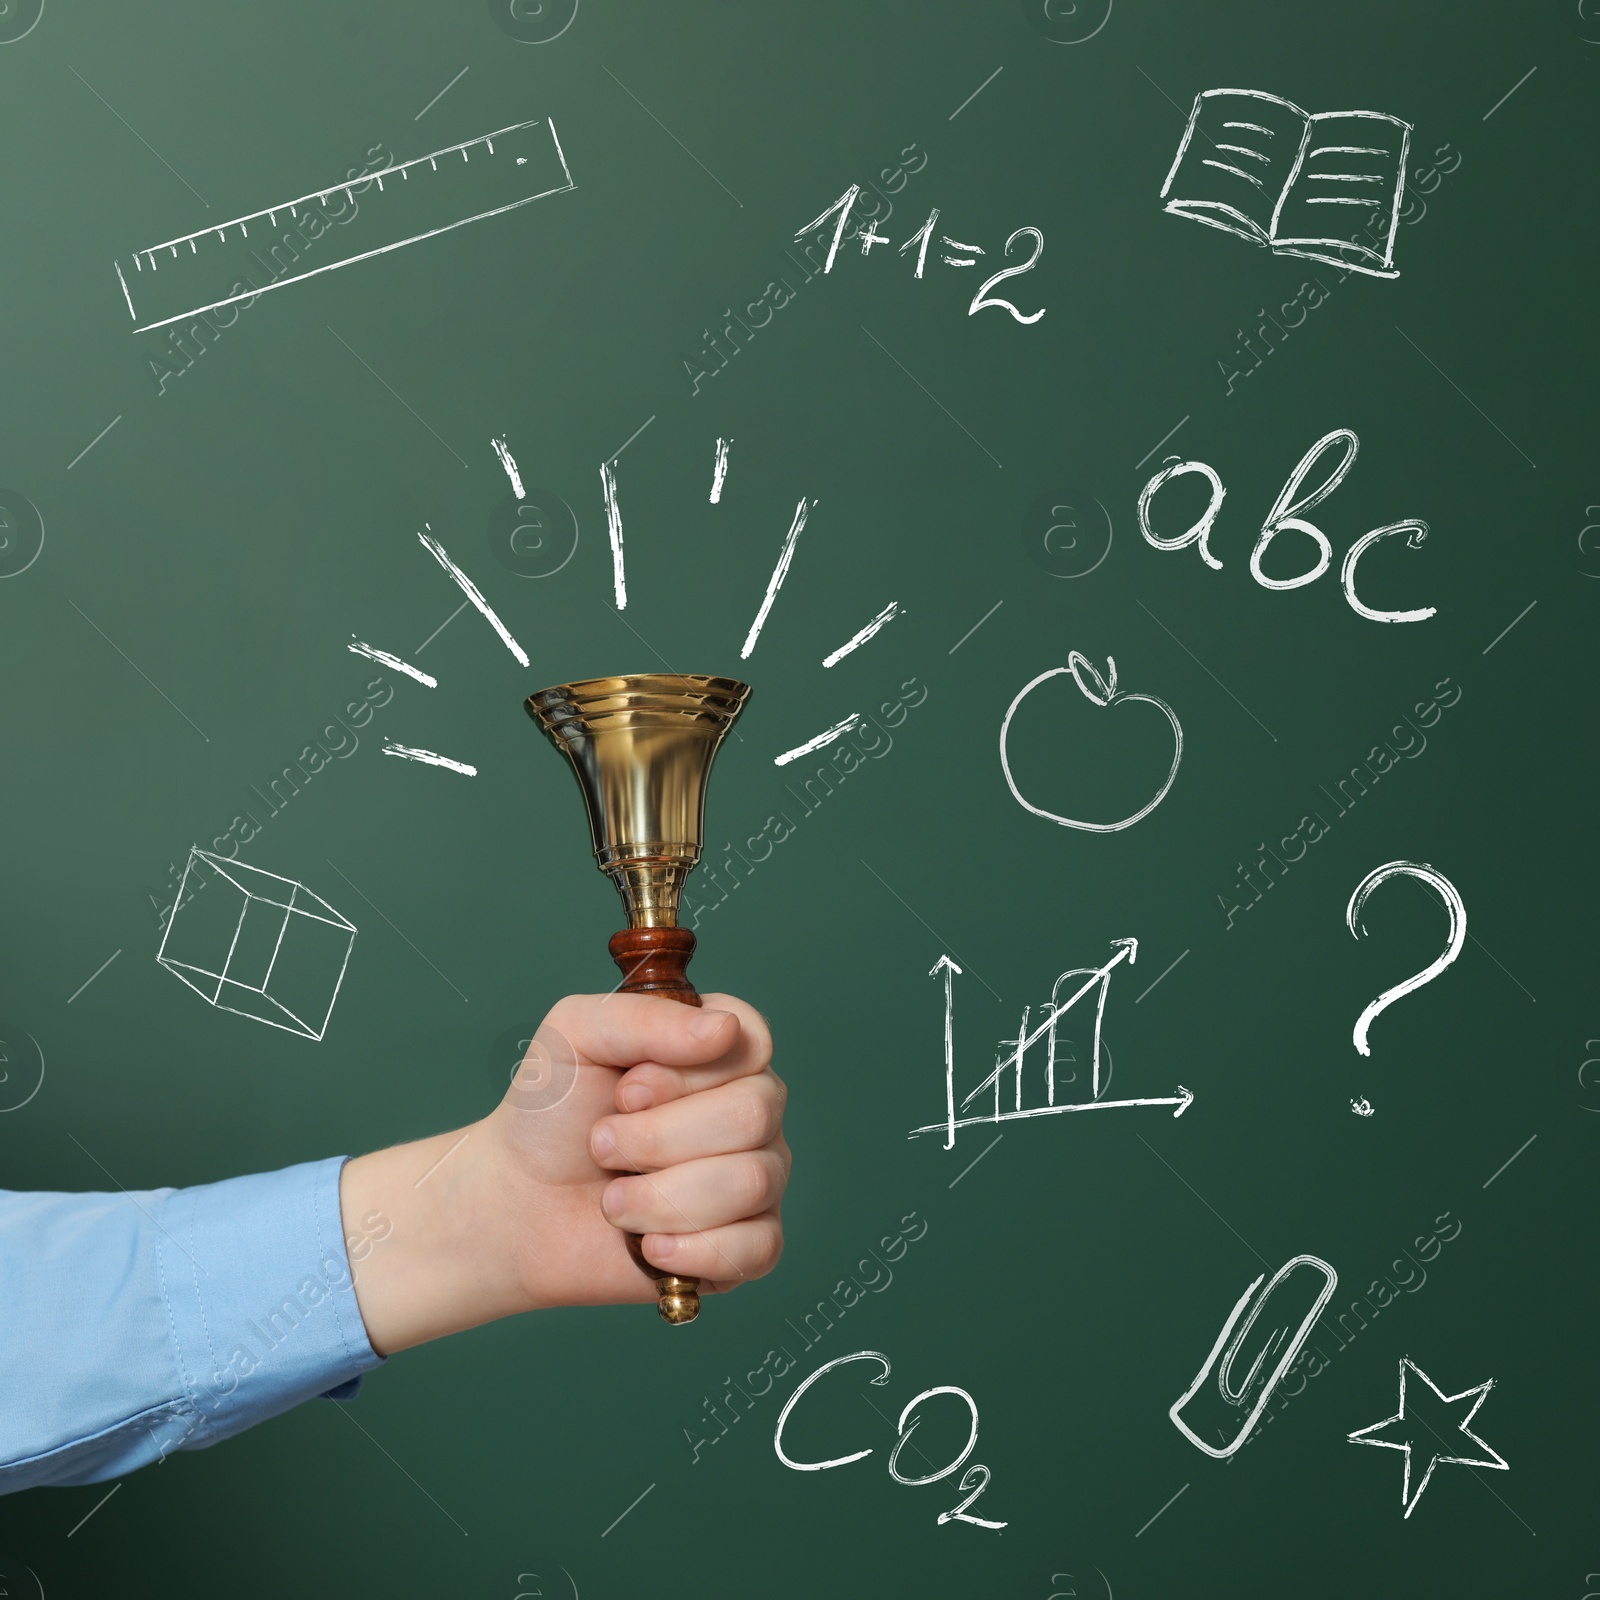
[114,117,574,333]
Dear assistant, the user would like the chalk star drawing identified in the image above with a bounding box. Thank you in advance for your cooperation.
[157,849,356,1040]
[1347,1358,1507,1517]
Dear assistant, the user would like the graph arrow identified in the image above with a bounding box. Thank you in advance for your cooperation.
[909,1083,1194,1139]
[929,954,963,1150]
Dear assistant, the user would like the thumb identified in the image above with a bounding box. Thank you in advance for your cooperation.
[548,992,737,1070]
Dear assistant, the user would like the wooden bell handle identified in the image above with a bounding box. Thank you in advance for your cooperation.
[608,927,702,1325]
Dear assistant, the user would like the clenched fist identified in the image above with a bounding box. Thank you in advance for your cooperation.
[340,992,788,1354]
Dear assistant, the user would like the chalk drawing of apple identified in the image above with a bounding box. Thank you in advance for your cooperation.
[999,652,1183,833]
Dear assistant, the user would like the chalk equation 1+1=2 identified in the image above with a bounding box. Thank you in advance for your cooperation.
[797,185,1046,324]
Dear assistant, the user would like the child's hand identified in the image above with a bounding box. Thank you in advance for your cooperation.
[340,993,787,1354]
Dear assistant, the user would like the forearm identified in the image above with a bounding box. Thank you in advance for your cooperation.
[338,1121,530,1356]
[0,1161,379,1492]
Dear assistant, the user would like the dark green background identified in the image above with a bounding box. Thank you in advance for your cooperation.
[1,1,1593,1594]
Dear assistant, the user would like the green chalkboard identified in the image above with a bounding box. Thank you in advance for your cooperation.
[1,1,1595,1594]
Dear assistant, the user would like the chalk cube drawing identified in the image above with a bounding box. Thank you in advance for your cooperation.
[157,849,356,1040]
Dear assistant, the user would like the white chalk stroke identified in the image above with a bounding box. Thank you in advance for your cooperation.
[1138,458,1226,570]
[794,184,862,276]
[1252,428,1358,591]
[1340,521,1437,623]
[911,940,1192,1147]
[740,496,813,658]
[348,636,437,687]
[1351,1097,1375,1116]
[417,524,529,667]
[968,226,1046,323]
[1346,860,1466,1056]
[1169,1255,1339,1459]
[382,740,477,776]
[774,713,860,767]
[774,1351,1007,1530]
[822,600,901,668]
[709,437,731,503]
[1137,430,1437,622]
[600,460,626,610]
[156,848,356,1040]
[802,188,1047,322]
[116,118,575,332]
[899,207,940,277]
[1348,1359,1507,1517]
[492,435,525,499]
[1160,90,1410,278]
[1000,653,1183,833]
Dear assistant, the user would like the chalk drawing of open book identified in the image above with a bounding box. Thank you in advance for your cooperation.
[1159,89,1411,279]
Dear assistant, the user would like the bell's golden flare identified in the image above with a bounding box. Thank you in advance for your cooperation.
[526,673,750,929]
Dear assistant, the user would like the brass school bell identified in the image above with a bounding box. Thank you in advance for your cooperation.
[525,673,750,1323]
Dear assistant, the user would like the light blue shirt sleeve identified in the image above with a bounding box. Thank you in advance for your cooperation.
[0,1154,384,1493]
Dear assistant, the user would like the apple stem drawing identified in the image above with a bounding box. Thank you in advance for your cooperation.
[1346,860,1466,1056]
[1000,652,1184,832]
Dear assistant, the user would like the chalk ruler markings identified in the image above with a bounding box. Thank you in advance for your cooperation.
[116,117,575,333]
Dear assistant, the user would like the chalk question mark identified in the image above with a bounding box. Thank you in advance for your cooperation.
[1345,860,1466,1056]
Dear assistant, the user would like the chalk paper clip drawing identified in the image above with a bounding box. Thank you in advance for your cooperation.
[1348,1358,1507,1517]
[114,117,575,333]
[156,848,356,1040]
[1170,1255,1338,1459]
[912,941,1193,1148]
[1000,653,1182,833]
[1159,89,1411,278]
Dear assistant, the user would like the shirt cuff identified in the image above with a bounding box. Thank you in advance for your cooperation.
[158,1155,384,1449]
